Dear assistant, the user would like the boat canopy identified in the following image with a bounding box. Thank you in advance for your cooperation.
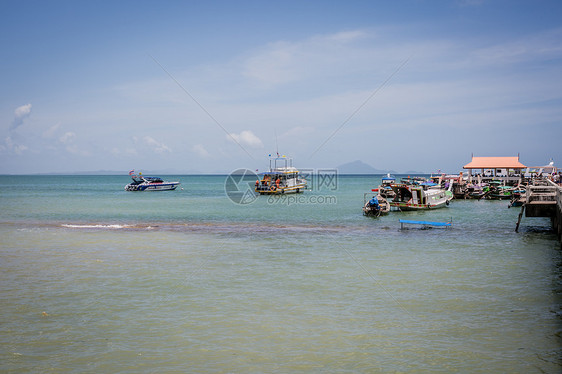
[260,170,298,176]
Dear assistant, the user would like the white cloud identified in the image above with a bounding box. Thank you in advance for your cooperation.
[15,104,32,118]
[4,136,28,154]
[43,123,61,138]
[227,130,264,149]
[11,103,32,130]
[470,28,562,67]
[59,132,76,144]
[325,30,367,43]
[143,136,171,153]
[3,22,561,174]
[241,30,374,89]
[192,144,210,158]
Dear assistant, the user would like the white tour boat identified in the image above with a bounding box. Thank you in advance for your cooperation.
[255,156,307,195]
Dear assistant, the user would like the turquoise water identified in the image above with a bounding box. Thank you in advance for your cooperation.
[1,175,561,372]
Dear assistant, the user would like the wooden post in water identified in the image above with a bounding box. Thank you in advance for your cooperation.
[515,205,525,232]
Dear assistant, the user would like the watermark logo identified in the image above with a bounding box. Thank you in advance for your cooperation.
[266,194,337,206]
[299,168,338,191]
[224,168,259,205]
[318,168,338,191]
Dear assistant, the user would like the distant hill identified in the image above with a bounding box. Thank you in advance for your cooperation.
[337,160,397,174]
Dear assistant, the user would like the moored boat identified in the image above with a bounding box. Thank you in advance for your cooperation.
[508,187,526,208]
[124,170,180,191]
[487,181,514,200]
[400,176,426,185]
[389,183,453,210]
[489,186,514,200]
[255,156,307,195]
[363,190,390,217]
[378,174,396,199]
[466,183,489,199]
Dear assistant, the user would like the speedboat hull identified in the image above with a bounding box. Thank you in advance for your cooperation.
[125,182,180,191]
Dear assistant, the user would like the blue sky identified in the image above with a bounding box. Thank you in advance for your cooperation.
[1,0,561,174]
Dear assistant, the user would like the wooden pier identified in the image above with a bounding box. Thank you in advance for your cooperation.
[515,180,562,246]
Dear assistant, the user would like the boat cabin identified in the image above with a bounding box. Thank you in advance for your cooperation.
[130,176,163,185]
[392,184,426,205]
[390,183,451,210]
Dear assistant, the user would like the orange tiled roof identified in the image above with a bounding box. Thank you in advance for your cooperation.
[463,156,526,169]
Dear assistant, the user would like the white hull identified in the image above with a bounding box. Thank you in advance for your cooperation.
[256,157,307,195]
[125,182,180,191]
[142,183,179,191]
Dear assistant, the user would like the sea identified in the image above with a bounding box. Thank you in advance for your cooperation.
[1,174,561,373]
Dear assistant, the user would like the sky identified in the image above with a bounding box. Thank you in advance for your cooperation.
[1,0,561,174]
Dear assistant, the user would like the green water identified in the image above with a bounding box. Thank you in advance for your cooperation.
[0,175,560,372]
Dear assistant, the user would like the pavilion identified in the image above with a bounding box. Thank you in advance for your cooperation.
[463,155,527,183]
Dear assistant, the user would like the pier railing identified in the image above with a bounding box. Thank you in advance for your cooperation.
[516,179,562,241]
[525,180,558,204]
[520,179,559,219]
[542,179,562,205]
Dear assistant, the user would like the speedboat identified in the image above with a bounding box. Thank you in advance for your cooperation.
[124,171,180,191]
[255,156,307,195]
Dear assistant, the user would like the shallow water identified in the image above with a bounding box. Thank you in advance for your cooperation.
[0,175,560,372]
